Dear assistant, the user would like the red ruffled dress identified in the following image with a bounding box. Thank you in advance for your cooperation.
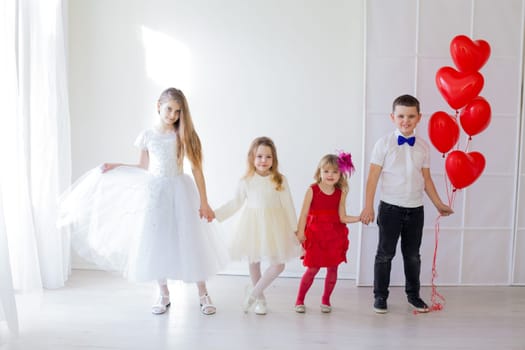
[302,184,349,267]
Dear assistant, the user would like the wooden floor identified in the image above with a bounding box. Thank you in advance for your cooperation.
[1,270,524,349]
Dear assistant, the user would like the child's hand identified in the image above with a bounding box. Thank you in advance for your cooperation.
[437,203,454,216]
[296,232,305,243]
[360,208,375,225]
[199,203,215,222]
[100,163,119,173]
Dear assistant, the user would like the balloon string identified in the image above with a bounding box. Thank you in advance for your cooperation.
[430,214,446,311]
[444,170,455,202]
[428,172,457,313]
[464,136,471,152]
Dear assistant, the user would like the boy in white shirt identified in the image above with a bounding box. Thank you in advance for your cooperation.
[361,94,453,314]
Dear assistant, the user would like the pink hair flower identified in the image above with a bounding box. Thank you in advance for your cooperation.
[337,150,355,177]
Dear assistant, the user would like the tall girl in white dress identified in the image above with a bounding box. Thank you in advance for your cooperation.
[58,88,227,315]
[213,137,301,315]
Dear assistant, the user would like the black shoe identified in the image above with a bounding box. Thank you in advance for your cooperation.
[408,297,429,313]
[373,297,388,314]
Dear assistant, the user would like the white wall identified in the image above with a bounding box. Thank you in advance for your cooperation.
[68,0,365,278]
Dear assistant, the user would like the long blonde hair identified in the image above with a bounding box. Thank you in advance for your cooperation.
[314,154,349,193]
[158,88,202,170]
[244,136,284,191]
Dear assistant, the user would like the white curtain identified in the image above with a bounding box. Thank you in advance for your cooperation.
[0,189,18,334]
[0,0,71,299]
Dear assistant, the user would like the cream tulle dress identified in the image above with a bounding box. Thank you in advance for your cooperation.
[58,128,228,282]
[214,173,302,263]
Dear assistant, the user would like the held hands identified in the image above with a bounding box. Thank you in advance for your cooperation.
[296,231,305,243]
[199,202,215,223]
[359,207,375,225]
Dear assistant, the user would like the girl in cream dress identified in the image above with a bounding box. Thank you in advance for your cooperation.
[213,136,301,315]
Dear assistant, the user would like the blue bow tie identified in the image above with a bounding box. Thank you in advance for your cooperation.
[398,135,416,146]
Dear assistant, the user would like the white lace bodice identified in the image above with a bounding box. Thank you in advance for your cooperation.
[134,129,182,177]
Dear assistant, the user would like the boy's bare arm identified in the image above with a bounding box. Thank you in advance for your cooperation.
[422,168,454,216]
[360,163,382,225]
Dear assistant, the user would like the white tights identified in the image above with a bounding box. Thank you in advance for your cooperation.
[249,262,285,299]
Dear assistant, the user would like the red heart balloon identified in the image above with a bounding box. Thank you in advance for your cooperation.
[459,96,491,137]
[435,67,484,110]
[445,150,485,189]
[428,111,460,155]
[450,35,491,73]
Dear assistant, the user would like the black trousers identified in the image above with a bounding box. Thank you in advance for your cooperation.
[373,201,424,300]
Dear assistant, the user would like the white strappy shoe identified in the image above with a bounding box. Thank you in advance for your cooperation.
[199,294,216,315]
[151,295,171,315]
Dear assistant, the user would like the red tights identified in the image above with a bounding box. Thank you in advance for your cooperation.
[295,266,338,306]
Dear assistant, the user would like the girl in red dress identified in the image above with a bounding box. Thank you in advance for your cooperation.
[295,152,360,313]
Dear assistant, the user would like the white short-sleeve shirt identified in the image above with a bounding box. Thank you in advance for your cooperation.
[370,129,430,208]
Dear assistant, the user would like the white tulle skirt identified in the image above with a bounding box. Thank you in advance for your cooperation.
[58,166,229,282]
